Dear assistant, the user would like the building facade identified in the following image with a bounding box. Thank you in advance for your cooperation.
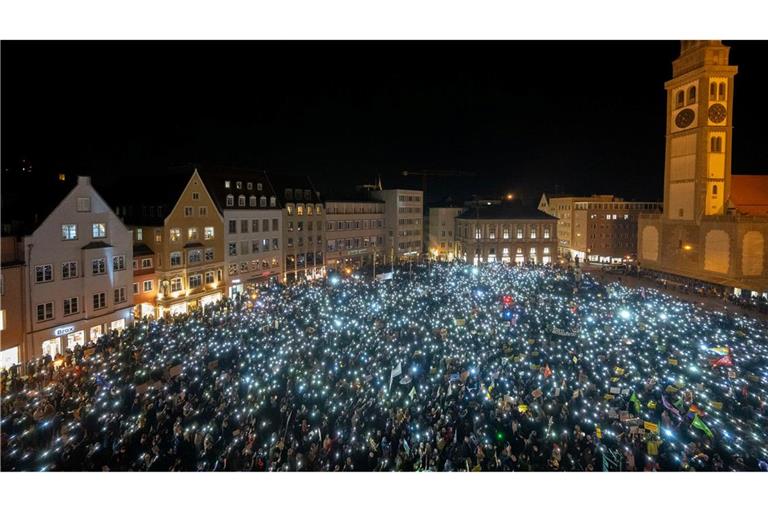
[372,189,423,264]
[200,171,282,296]
[455,204,558,265]
[638,41,768,295]
[324,196,385,272]
[540,194,661,264]
[131,242,158,319]
[428,206,465,261]
[125,170,226,316]
[24,176,134,359]
[273,178,326,282]
[1,237,26,368]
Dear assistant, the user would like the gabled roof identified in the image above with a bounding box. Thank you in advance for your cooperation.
[82,241,113,250]
[197,167,280,213]
[133,243,155,256]
[101,166,194,226]
[264,172,323,205]
[730,174,768,216]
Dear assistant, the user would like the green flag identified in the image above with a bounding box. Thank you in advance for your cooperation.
[629,392,642,414]
[691,415,714,438]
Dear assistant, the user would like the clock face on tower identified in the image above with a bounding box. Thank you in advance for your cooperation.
[708,103,727,123]
[675,108,695,129]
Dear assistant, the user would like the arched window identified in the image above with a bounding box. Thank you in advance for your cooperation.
[238,195,246,207]
[688,86,696,104]
[712,184,718,195]
[270,196,277,207]
[710,136,723,153]
[249,195,257,207]
[676,91,685,108]
[718,83,726,100]
[226,194,234,207]
[260,196,267,207]
[710,82,717,98]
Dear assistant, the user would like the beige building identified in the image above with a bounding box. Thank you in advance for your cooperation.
[324,195,385,272]
[455,203,558,265]
[116,169,226,316]
[372,189,423,263]
[24,176,134,359]
[428,206,465,261]
[539,194,661,264]
[538,194,612,256]
[638,41,768,295]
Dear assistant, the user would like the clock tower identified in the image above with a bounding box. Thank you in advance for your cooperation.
[663,40,737,221]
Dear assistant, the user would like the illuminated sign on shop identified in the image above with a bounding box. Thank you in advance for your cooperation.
[54,326,75,336]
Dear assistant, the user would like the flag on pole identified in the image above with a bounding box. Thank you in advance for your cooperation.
[389,362,402,390]
[691,415,714,438]
[711,353,734,368]
[661,394,681,419]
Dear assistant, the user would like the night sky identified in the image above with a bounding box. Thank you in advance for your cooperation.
[2,40,767,205]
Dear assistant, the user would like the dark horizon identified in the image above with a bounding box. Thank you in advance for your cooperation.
[2,40,768,206]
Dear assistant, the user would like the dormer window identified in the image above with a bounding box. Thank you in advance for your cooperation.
[285,189,293,200]
[260,196,267,207]
[247,182,253,190]
[249,195,257,207]
[225,180,231,189]
[238,195,246,207]
[257,183,263,191]
[226,194,234,207]
[236,181,242,190]
[270,196,277,207]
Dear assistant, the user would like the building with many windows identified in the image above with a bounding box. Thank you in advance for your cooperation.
[324,194,385,272]
[114,169,226,316]
[638,41,768,296]
[427,206,465,261]
[23,176,134,359]
[131,242,158,319]
[200,170,283,296]
[1,236,26,368]
[371,189,423,264]
[539,194,661,264]
[270,176,326,282]
[455,202,558,265]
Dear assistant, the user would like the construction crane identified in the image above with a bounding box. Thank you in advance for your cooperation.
[401,169,476,202]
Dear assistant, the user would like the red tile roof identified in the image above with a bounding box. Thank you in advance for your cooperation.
[730,175,768,216]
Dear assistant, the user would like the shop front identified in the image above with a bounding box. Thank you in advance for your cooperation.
[228,278,244,298]
[0,346,20,369]
[199,292,222,309]
[30,307,133,360]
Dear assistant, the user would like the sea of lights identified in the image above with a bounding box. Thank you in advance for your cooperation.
[2,262,767,471]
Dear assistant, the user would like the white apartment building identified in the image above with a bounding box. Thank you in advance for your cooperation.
[24,176,133,358]
[428,206,464,261]
[200,171,283,296]
[372,189,423,263]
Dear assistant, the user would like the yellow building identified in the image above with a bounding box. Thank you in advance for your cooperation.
[113,169,226,316]
[638,41,768,296]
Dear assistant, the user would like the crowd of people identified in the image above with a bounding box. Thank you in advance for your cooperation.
[2,262,767,471]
